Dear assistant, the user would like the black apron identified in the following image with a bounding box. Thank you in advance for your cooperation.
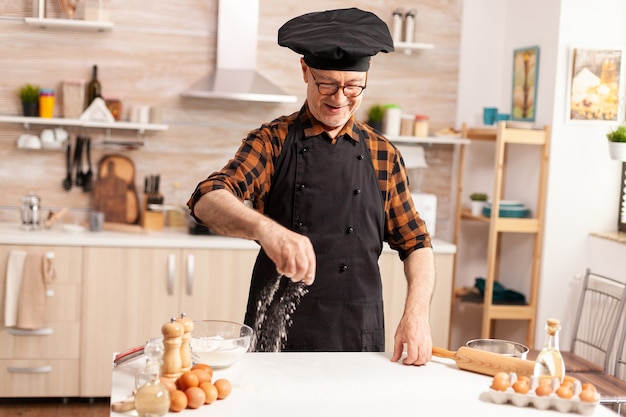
[244,109,386,351]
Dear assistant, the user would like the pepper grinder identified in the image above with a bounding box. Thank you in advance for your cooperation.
[176,313,194,372]
[160,317,184,379]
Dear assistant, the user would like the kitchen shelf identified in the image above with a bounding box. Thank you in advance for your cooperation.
[451,122,551,348]
[24,17,114,32]
[389,135,470,145]
[393,41,435,54]
[0,115,168,134]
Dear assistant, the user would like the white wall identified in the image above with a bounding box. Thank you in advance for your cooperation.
[454,0,625,350]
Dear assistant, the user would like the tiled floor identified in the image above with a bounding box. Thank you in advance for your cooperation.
[0,397,110,417]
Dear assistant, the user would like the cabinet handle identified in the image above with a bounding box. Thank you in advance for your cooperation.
[8,328,53,336]
[8,365,52,374]
[186,254,195,296]
[167,253,176,295]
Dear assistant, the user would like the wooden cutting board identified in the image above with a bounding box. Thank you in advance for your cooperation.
[93,154,140,224]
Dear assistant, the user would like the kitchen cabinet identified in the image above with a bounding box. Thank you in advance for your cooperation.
[451,122,550,348]
[0,245,82,397]
[80,246,257,397]
[379,251,453,350]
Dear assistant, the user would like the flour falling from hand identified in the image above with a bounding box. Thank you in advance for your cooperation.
[251,275,308,352]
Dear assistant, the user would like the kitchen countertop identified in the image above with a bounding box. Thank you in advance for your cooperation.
[0,223,456,254]
[110,352,614,417]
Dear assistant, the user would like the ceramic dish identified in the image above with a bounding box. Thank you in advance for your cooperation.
[483,205,530,218]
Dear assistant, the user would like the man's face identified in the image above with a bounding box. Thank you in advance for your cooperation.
[301,60,367,135]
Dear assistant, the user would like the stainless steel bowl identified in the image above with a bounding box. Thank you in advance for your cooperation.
[466,338,529,359]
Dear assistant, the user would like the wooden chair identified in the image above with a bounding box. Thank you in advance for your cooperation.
[527,269,626,373]
[570,307,626,415]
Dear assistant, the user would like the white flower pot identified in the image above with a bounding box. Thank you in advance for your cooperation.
[608,142,626,161]
[470,201,485,216]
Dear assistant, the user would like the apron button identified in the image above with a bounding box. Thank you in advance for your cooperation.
[339,264,348,272]
[346,226,354,234]
[298,184,306,191]
[357,154,365,160]
[353,189,361,195]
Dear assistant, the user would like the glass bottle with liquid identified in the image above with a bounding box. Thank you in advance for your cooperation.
[86,65,102,108]
[134,339,170,417]
[533,318,565,382]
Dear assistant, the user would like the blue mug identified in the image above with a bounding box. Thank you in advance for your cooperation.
[483,107,498,125]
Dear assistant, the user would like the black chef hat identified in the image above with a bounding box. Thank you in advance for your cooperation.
[278,8,394,72]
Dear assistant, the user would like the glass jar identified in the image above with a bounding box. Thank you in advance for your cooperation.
[21,192,41,230]
[38,89,55,118]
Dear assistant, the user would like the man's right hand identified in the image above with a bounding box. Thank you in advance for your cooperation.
[257,221,316,286]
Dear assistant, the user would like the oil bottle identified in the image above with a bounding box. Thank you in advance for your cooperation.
[134,339,170,417]
[533,318,566,382]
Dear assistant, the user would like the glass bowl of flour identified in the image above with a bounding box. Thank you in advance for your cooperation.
[190,320,253,368]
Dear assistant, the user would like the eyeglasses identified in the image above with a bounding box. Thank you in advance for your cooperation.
[309,69,367,98]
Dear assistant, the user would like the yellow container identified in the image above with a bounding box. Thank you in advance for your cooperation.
[39,89,55,118]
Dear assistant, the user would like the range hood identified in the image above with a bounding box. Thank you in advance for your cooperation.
[181,0,297,104]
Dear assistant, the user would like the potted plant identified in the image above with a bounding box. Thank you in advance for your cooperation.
[607,124,626,161]
[469,192,488,215]
[367,104,384,131]
[19,83,40,117]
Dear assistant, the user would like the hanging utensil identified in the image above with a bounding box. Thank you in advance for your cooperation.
[83,137,93,192]
[62,139,72,191]
[73,136,84,188]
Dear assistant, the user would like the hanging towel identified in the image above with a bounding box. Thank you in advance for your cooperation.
[4,250,27,327]
[16,252,55,330]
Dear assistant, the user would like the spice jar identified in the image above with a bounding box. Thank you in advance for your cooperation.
[413,115,430,137]
[38,89,55,118]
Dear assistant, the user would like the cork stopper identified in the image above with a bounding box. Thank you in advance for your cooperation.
[546,318,560,335]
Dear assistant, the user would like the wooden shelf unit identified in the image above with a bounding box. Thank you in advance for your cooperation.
[452,122,551,347]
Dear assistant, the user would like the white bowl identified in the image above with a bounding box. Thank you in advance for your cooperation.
[190,320,253,368]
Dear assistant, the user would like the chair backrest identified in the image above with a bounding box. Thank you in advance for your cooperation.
[570,268,626,371]
[611,303,626,379]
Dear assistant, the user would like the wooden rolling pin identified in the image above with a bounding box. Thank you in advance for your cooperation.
[432,346,535,377]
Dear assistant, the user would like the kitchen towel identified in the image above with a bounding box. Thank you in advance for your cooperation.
[4,250,27,327]
[16,252,55,329]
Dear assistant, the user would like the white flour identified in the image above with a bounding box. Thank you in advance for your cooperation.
[251,274,308,352]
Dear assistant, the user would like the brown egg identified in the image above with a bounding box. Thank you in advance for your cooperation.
[192,369,212,385]
[214,378,233,399]
[199,381,218,404]
[556,385,574,399]
[185,386,206,409]
[169,389,187,412]
[490,372,511,391]
[581,382,597,393]
[517,375,530,385]
[535,383,553,397]
[177,371,199,391]
[512,380,530,394]
[579,388,598,403]
[160,376,177,393]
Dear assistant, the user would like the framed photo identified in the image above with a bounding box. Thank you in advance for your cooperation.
[566,47,623,123]
[511,46,540,122]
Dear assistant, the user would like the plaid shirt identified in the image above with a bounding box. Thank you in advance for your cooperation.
[189,103,431,260]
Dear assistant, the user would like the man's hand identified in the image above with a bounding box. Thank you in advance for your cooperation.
[391,315,432,365]
[257,222,316,285]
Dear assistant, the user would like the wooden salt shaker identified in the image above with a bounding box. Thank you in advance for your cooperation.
[161,317,184,379]
[176,313,194,372]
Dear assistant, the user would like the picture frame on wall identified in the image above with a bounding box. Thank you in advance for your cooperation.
[511,46,539,122]
[566,46,624,123]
